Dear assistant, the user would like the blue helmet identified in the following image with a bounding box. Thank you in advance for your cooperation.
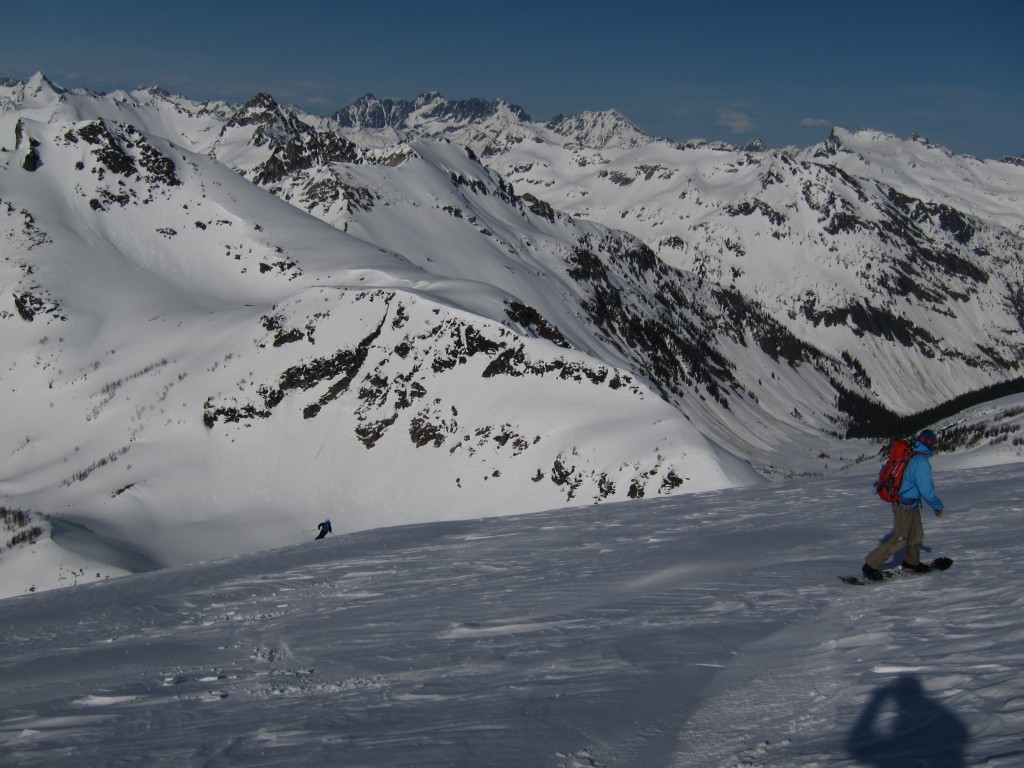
[917,429,937,448]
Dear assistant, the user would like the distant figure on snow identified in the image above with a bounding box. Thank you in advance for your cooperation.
[862,429,944,581]
[315,519,332,540]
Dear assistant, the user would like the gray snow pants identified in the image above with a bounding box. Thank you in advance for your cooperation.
[865,503,924,569]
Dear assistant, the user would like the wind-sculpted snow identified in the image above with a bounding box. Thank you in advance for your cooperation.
[2,464,1023,766]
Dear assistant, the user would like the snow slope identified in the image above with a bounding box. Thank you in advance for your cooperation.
[1,458,1022,767]
[0,100,761,596]
[484,128,1024,412]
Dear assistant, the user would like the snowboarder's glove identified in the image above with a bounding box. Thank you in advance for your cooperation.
[935,509,944,518]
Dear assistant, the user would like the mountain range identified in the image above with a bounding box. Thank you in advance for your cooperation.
[2,72,1023,595]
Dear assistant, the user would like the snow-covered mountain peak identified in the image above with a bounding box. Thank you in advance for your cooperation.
[210,92,360,184]
[0,71,63,116]
[335,91,533,137]
[812,126,959,165]
[21,71,66,102]
[546,108,655,150]
[218,92,306,154]
[333,93,407,130]
[223,91,286,128]
[410,93,531,129]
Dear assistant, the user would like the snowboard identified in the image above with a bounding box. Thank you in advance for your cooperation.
[839,556,953,586]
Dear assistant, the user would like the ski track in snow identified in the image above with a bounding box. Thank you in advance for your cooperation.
[2,464,1024,766]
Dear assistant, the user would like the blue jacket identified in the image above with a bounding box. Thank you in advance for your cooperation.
[898,441,943,510]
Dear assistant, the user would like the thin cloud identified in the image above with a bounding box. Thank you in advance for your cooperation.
[800,117,832,127]
[717,108,756,135]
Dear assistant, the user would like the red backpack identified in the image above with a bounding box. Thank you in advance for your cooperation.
[874,439,920,503]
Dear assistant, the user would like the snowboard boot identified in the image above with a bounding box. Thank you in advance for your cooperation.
[901,560,932,574]
[862,563,885,582]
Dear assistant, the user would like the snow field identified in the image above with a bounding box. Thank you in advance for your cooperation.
[2,462,1023,766]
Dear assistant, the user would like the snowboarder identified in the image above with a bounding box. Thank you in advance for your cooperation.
[315,519,332,540]
[862,429,944,581]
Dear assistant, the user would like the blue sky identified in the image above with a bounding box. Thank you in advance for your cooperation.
[3,0,1021,158]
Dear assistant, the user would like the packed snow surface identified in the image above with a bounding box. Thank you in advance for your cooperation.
[2,460,1023,767]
